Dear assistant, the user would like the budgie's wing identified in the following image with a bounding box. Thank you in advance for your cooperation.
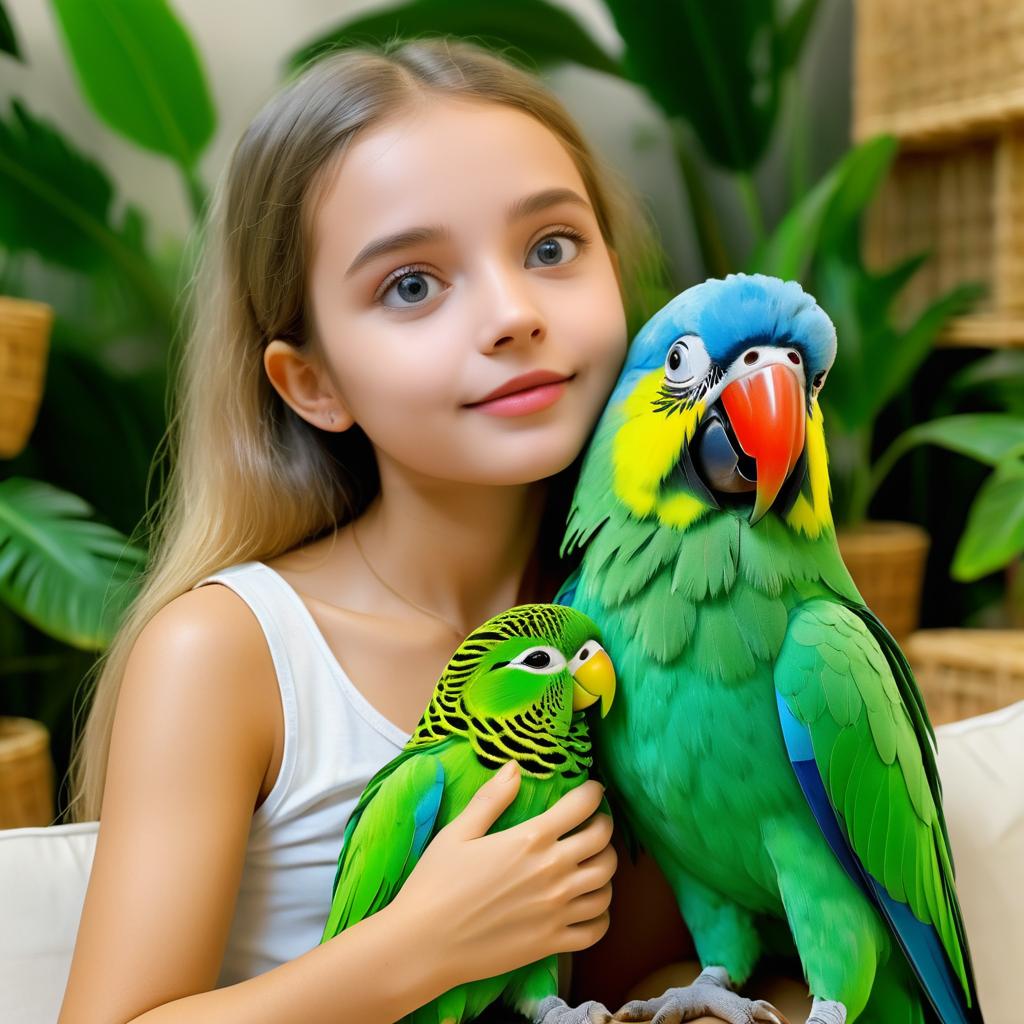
[774,599,982,1024]
[320,746,449,941]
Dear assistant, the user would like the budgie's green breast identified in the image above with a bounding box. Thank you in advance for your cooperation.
[432,731,592,835]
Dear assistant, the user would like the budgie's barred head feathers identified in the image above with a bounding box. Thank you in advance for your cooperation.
[406,603,615,778]
[565,273,839,551]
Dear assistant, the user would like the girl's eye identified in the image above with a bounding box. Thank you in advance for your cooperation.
[377,267,445,309]
[525,229,588,268]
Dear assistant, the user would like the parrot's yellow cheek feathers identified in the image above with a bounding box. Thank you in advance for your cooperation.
[610,374,831,535]
[611,370,706,525]
[784,400,833,538]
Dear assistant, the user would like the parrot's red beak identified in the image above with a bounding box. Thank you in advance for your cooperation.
[720,363,805,524]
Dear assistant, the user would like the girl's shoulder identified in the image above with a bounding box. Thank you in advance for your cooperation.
[137,580,282,806]
[147,577,275,670]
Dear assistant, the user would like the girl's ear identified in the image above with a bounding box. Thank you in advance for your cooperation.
[263,338,355,432]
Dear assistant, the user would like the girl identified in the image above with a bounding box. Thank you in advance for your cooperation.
[58,36,802,1024]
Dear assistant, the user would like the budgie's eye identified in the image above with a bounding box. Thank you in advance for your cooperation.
[664,335,710,387]
[512,646,566,675]
[568,640,608,676]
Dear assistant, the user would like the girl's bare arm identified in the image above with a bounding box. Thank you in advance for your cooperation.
[57,584,454,1024]
[58,583,616,1024]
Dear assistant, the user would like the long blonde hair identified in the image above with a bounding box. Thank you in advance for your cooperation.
[67,35,665,822]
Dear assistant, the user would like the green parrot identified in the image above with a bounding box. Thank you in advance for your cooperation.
[319,602,618,1024]
[554,274,984,1024]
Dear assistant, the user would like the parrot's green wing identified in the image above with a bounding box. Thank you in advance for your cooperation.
[320,743,453,942]
[775,599,981,1018]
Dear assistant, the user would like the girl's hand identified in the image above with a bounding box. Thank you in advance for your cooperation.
[390,762,616,987]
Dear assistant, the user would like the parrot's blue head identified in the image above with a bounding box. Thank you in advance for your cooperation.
[594,273,837,533]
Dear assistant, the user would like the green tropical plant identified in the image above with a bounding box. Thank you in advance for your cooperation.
[0,0,217,795]
[1,0,217,653]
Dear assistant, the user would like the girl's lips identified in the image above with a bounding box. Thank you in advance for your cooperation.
[467,376,573,417]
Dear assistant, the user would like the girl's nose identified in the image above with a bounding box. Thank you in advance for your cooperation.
[474,261,547,351]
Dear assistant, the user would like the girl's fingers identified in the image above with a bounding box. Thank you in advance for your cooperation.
[518,780,606,842]
[564,846,617,898]
[562,880,613,925]
[445,760,522,841]
[560,909,611,951]
[557,810,614,865]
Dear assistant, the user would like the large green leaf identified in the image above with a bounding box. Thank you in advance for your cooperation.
[605,0,819,171]
[888,414,1024,466]
[286,0,621,78]
[815,253,982,435]
[747,135,898,283]
[0,0,21,60]
[0,477,148,650]
[869,414,1024,501]
[0,98,173,327]
[874,283,983,414]
[48,0,214,171]
[952,458,1024,581]
[945,350,1024,416]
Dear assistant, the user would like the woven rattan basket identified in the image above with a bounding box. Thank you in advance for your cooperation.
[905,628,1024,725]
[0,716,55,827]
[837,521,930,644]
[853,0,1024,348]
[0,295,53,459]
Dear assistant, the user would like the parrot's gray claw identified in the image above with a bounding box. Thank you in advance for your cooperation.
[805,997,846,1024]
[535,994,615,1024]
[610,967,792,1024]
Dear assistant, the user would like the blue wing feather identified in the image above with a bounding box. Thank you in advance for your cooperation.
[776,689,974,1024]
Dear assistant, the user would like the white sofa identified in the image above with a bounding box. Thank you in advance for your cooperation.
[2,702,1022,1024]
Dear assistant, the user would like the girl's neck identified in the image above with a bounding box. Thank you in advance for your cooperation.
[354,459,549,635]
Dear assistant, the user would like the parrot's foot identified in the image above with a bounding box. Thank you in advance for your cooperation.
[611,966,791,1024]
[534,995,614,1024]
[805,997,845,1024]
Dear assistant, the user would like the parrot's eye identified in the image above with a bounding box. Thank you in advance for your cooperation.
[665,335,710,388]
[813,371,827,392]
[512,646,566,675]
[568,640,607,676]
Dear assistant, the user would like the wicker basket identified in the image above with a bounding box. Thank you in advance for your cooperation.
[836,521,930,644]
[0,716,55,828]
[0,295,53,459]
[854,0,1024,142]
[904,628,1024,724]
[853,0,1024,348]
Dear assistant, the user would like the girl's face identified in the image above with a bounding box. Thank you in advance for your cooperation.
[301,95,629,486]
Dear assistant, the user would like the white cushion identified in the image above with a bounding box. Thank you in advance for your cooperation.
[934,699,1024,1022]
[1,704,1021,1024]
[0,821,98,1024]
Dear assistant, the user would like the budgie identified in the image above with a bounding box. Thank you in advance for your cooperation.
[554,273,984,1024]
[319,603,618,1024]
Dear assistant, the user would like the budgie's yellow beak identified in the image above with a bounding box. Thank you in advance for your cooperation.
[572,649,616,718]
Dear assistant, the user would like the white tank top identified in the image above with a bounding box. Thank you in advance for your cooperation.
[190,560,413,985]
